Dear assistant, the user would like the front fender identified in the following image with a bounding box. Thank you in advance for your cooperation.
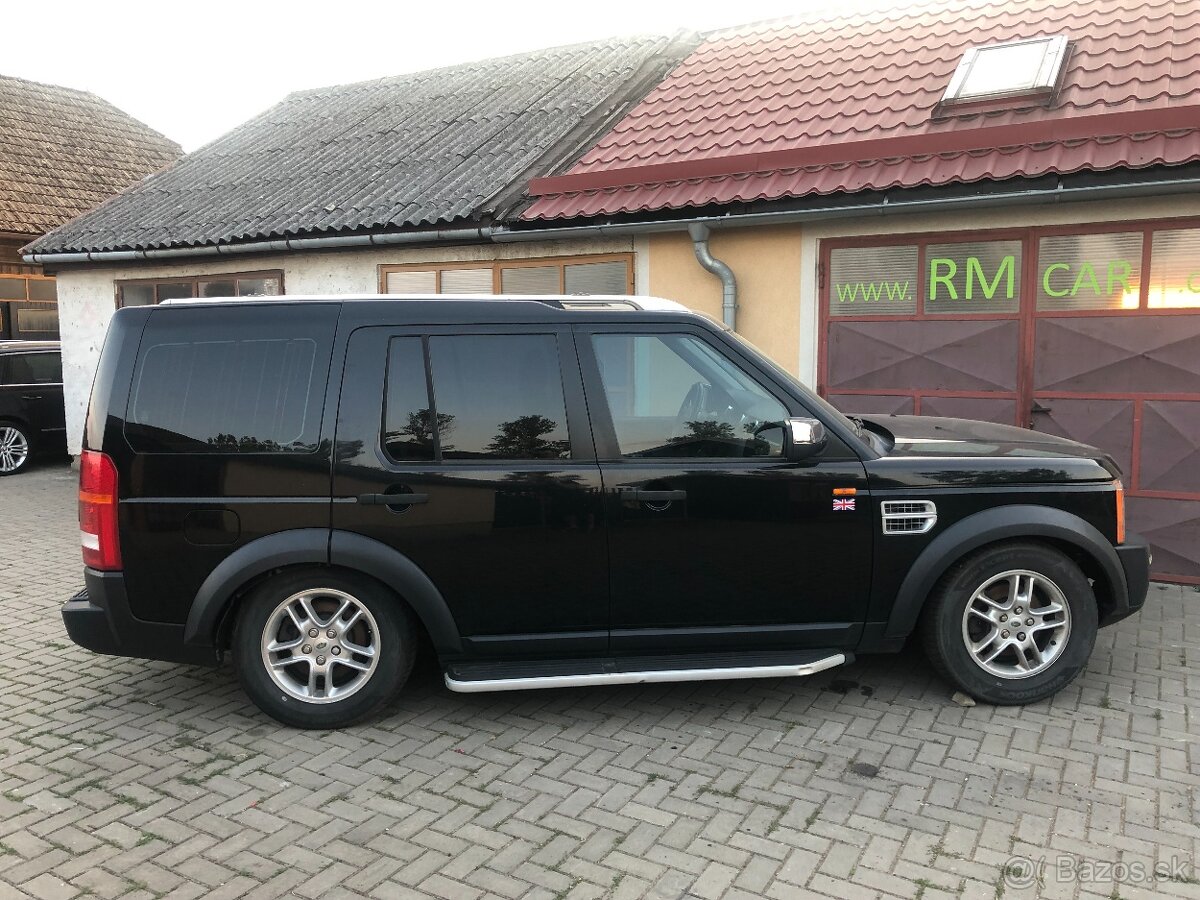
[882,504,1127,642]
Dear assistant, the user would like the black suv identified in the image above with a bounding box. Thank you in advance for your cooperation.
[62,297,1150,728]
[0,340,66,475]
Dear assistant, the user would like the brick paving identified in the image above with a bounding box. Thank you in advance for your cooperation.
[0,461,1197,900]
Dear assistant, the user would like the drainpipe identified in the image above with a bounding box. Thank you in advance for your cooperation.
[687,223,737,330]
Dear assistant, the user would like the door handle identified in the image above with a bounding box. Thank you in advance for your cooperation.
[620,489,687,502]
[21,395,42,401]
[1031,401,1052,414]
[357,492,429,506]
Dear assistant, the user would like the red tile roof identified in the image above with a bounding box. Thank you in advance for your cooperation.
[523,0,1200,220]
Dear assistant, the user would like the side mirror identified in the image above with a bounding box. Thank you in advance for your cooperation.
[785,417,827,460]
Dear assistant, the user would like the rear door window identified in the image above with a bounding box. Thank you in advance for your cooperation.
[0,352,60,384]
[23,353,62,384]
[125,305,337,453]
[382,333,572,461]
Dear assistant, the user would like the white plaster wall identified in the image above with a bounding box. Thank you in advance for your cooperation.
[55,236,633,454]
[796,193,1200,387]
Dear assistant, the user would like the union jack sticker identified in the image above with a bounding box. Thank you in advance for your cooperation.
[833,498,856,511]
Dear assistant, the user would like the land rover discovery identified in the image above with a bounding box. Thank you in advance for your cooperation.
[62,297,1150,728]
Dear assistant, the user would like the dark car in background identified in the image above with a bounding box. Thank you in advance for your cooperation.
[61,297,1150,728]
[0,340,65,475]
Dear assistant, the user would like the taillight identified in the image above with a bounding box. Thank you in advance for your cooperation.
[1114,479,1126,546]
[79,450,122,570]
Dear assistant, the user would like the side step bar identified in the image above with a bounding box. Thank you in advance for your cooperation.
[444,651,849,694]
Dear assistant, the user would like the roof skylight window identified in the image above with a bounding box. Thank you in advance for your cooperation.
[942,35,1069,103]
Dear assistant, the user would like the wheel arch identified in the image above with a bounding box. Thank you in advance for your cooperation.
[881,504,1127,644]
[184,528,463,655]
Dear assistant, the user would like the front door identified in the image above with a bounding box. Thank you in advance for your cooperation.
[332,325,609,657]
[578,325,872,652]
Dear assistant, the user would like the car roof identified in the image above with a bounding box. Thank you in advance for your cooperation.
[0,341,59,353]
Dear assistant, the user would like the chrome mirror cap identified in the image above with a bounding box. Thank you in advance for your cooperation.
[788,417,826,446]
[786,417,827,460]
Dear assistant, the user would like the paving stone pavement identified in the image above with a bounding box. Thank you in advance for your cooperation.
[0,461,1197,900]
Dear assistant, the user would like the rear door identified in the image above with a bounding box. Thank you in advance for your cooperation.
[331,325,608,658]
[17,351,66,447]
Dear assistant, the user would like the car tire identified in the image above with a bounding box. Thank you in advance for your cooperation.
[0,420,33,476]
[233,568,417,729]
[919,541,1098,705]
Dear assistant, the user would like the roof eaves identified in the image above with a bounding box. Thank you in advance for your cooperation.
[528,104,1200,199]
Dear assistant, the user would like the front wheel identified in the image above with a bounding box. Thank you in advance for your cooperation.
[233,569,417,728]
[0,422,33,475]
[920,542,1098,705]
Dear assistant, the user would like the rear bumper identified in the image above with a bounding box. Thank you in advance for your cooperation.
[1102,532,1151,627]
[62,569,217,666]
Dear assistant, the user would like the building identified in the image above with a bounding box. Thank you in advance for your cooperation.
[23,34,697,454]
[1,74,179,340]
[26,1,1200,581]
[514,0,1200,582]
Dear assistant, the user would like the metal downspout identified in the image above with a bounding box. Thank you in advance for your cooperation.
[687,223,737,330]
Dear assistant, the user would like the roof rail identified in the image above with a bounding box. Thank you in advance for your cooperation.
[157,294,693,313]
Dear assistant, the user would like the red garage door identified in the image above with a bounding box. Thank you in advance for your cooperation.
[821,222,1200,583]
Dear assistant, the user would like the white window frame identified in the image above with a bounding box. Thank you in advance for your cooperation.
[942,35,1069,103]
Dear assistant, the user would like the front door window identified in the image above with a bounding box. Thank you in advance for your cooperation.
[591,333,788,458]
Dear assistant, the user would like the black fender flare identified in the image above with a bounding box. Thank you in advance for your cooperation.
[184,528,330,646]
[328,530,462,654]
[183,529,462,655]
[884,504,1127,641]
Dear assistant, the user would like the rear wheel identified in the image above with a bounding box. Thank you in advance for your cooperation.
[0,422,32,475]
[920,542,1098,705]
[233,569,416,728]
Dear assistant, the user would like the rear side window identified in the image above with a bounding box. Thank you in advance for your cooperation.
[0,352,61,385]
[24,353,62,384]
[0,352,60,384]
[126,306,336,453]
[383,333,571,461]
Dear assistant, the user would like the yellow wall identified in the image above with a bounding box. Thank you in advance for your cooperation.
[647,224,803,376]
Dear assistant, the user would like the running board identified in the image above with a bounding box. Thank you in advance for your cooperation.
[444,650,849,693]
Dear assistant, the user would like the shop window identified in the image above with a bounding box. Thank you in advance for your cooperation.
[1036,232,1143,311]
[15,305,60,335]
[1147,228,1200,309]
[116,271,283,307]
[925,240,1022,314]
[0,275,55,301]
[380,255,632,297]
[828,245,917,316]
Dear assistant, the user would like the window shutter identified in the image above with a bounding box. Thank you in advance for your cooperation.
[501,266,559,294]
[564,261,628,295]
[385,270,437,294]
[440,268,494,294]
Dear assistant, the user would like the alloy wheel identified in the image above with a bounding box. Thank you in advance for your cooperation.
[260,588,381,703]
[0,426,29,473]
[960,569,1071,679]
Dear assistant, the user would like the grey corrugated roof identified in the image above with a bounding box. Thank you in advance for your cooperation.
[26,34,696,255]
[0,74,181,236]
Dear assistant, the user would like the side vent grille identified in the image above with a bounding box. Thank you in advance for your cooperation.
[881,500,937,535]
